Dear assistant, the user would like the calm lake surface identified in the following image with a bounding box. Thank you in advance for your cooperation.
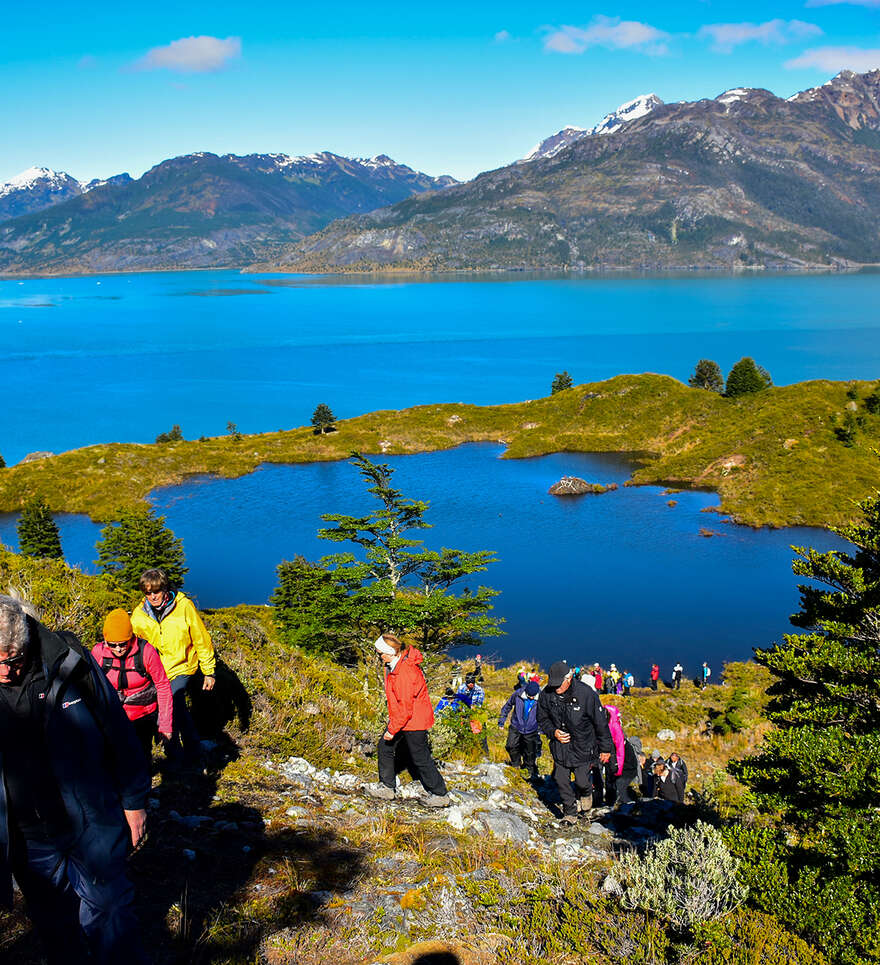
[0,445,846,677]
[2,269,880,463]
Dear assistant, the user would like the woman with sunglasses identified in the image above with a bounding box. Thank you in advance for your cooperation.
[92,609,173,761]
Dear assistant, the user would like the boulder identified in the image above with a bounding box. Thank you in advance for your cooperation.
[548,476,617,496]
[21,451,55,463]
[657,729,676,741]
[478,811,531,844]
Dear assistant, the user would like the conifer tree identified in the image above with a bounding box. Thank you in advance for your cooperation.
[311,403,336,434]
[17,498,63,560]
[551,371,573,394]
[730,488,880,962]
[96,507,187,592]
[724,357,772,397]
[273,453,502,666]
[688,359,724,392]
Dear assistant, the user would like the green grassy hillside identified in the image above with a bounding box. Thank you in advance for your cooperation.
[2,374,877,529]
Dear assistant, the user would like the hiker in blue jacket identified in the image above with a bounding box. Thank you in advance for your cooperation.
[498,680,542,779]
[0,596,151,965]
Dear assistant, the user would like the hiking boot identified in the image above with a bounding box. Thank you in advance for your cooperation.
[366,783,396,800]
[423,793,451,808]
[528,768,540,781]
[561,813,578,826]
[577,794,593,814]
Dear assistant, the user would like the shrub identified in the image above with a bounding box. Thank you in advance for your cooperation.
[689,359,724,393]
[155,424,184,444]
[693,907,829,964]
[17,498,63,560]
[609,821,746,930]
[95,507,187,592]
[550,371,573,394]
[725,357,772,397]
[864,390,880,414]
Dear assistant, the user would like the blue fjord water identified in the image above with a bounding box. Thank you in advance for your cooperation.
[2,269,879,463]
[0,445,845,677]
[0,270,868,671]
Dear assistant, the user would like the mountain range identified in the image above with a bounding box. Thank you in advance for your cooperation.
[0,153,456,274]
[2,69,880,275]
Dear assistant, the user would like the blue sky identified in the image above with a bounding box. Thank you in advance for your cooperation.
[2,1,879,183]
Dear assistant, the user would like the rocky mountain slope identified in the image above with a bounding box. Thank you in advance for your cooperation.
[272,70,880,273]
[0,153,455,274]
[522,93,663,162]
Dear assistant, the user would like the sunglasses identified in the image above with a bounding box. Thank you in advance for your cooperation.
[106,640,132,650]
[0,653,26,669]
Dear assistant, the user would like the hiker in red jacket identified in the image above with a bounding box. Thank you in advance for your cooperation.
[92,609,173,761]
[366,632,450,807]
[650,664,660,691]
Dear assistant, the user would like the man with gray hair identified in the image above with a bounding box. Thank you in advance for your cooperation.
[0,595,151,964]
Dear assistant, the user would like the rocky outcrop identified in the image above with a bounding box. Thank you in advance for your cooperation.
[548,476,617,496]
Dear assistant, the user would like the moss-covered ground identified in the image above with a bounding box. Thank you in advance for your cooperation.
[1,374,878,528]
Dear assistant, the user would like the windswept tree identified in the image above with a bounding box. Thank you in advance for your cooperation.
[311,403,336,435]
[724,357,772,398]
[96,507,187,592]
[17,498,63,560]
[155,424,183,444]
[551,371,573,394]
[688,359,724,393]
[729,488,880,963]
[272,453,502,671]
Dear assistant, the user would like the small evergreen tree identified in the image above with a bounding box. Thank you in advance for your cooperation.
[729,488,880,963]
[311,403,336,435]
[833,410,859,447]
[17,498,63,560]
[551,371,573,394]
[0,452,6,469]
[155,424,184,444]
[688,359,724,393]
[226,421,242,441]
[724,357,772,398]
[272,453,502,674]
[96,507,187,592]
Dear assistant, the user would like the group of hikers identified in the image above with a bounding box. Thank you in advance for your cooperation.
[367,637,692,827]
[1,580,699,963]
[0,569,217,964]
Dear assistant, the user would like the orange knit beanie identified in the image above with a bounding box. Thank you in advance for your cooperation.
[103,608,133,643]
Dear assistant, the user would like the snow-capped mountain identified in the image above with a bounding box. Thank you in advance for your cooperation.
[0,166,84,221]
[523,93,664,162]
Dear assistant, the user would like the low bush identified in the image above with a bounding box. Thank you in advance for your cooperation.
[609,821,746,931]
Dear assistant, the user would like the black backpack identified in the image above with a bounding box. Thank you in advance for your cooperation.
[99,637,156,705]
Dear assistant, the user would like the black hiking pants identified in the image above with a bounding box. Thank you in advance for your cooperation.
[377,730,448,796]
[553,762,592,816]
[505,729,540,771]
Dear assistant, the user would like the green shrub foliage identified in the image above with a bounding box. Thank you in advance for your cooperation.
[273,453,502,666]
[609,821,746,930]
[688,359,724,393]
[550,371,573,394]
[310,403,336,434]
[155,424,183,444]
[725,357,772,397]
[17,498,63,560]
[95,507,187,592]
[729,486,880,964]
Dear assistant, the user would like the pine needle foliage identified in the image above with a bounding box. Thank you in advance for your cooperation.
[17,498,63,560]
[729,485,880,963]
[273,452,502,665]
[688,359,724,393]
[95,507,187,592]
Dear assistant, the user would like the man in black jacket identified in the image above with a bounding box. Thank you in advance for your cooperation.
[0,596,151,965]
[537,661,613,825]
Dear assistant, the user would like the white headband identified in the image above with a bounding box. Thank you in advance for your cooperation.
[374,635,396,656]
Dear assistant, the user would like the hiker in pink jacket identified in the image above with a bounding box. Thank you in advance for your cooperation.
[92,609,173,761]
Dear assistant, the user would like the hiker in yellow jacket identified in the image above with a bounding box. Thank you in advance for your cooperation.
[131,568,216,767]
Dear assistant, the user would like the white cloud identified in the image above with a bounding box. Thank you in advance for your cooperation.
[806,0,880,7]
[134,36,241,73]
[544,16,670,56]
[785,46,880,71]
[698,20,822,54]
[494,30,512,44]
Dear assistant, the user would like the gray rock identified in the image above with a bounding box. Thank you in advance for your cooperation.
[479,811,531,844]
[657,729,676,741]
[285,806,308,819]
[483,764,509,787]
[588,822,611,837]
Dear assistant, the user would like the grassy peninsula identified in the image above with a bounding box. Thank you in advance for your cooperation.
[2,373,878,528]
